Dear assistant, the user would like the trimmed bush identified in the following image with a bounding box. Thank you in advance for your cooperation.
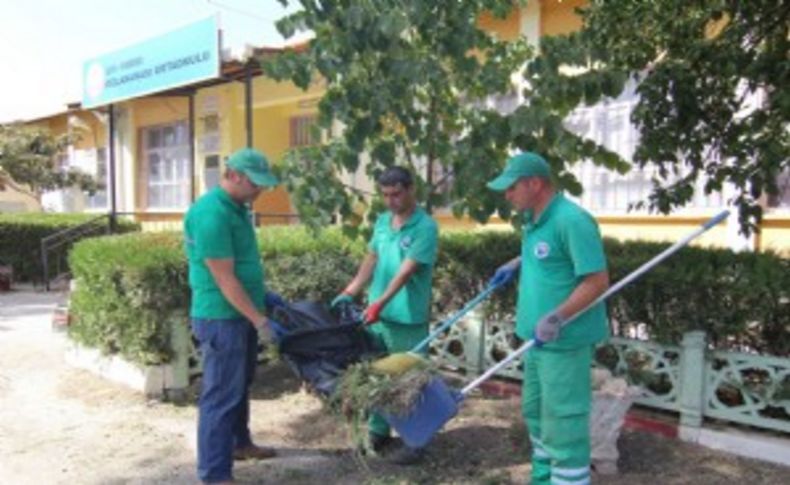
[433,229,520,318]
[68,227,365,365]
[68,232,187,365]
[68,225,790,365]
[0,213,138,282]
[605,239,790,356]
[260,226,366,303]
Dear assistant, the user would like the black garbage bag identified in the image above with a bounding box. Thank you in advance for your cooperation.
[273,300,385,397]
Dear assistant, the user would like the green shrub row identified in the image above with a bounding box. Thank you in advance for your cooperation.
[68,226,790,366]
[68,227,365,365]
[0,213,138,282]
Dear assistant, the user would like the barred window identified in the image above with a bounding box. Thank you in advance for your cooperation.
[289,115,319,147]
[143,122,190,209]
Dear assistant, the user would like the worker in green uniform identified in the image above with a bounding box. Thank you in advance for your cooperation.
[332,166,438,465]
[184,148,286,485]
[487,152,610,485]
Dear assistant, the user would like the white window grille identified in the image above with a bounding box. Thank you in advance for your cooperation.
[144,122,190,209]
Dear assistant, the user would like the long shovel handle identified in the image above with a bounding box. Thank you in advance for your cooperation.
[460,210,729,396]
[411,282,502,354]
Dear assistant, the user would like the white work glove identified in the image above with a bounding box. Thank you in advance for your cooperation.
[534,311,565,345]
[254,318,273,342]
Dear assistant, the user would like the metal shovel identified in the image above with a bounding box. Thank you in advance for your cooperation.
[384,210,730,448]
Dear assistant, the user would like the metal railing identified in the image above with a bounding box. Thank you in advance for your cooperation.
[40,214,114,291]
[426,308,790,435]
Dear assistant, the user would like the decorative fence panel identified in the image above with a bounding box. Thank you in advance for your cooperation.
[703,350,790,433]
[426,315,790,435]
[174,309,789,435]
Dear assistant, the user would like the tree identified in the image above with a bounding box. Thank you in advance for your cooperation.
[0,123,97,202]
[265,1,786,235]
[532,0,789,233]
[262,0,626,234]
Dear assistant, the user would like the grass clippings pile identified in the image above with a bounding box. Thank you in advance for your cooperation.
[329,357,437,455]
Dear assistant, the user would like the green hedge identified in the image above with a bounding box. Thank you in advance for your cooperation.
[68,226,790,365]
[605,239,790,355]
[68,227,365,365]
[0,213,138,282]
[68,232,188,364]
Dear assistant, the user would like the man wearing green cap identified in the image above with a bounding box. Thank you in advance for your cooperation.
[331,166,438,465]
[487,151,610,485]
[184,147,286,484]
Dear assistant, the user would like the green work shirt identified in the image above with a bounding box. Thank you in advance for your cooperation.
[516,193,609,349]
[368,207,438,325]
[183,187,266,319]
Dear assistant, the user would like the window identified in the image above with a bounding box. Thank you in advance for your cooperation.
[565,90,722,213]
[144,122,190,209]
[204,154,220,191]
[768,168,790,209]
[290,115,319,147]
[200,113,220,153]
[86,148,108,209]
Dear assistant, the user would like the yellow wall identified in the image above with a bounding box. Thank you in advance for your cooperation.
[541,0,586,36]
[597,215,729,249]
[478,9,522,41]
[130,97,188,128]
[0,182,40,212]
[758,216,790,256]
[70,112,106,151]
[43,116,68,137]
[243,76,323,221]
[134,212,184,232]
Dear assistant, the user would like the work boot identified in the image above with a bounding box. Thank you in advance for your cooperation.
[368,432,394,454]
[387,445,425,466]
[233,444,277,461]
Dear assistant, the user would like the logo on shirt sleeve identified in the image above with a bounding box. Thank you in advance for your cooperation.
[534,241,550,259]
[400,235,413,250]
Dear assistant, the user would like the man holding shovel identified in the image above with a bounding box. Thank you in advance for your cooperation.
[487,152,609,485]
[332,166,438,465]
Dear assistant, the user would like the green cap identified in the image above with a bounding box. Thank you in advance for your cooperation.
[226,148,279,187]
[486,151,551,191]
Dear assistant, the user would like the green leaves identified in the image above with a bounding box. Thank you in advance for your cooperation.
[557,0,790,234]
[0,123,98,199]
[263,1,789,235]
[261,1,536,227]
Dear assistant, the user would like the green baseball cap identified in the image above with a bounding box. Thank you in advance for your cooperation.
[486,151,551,191]
[226,148,279,187]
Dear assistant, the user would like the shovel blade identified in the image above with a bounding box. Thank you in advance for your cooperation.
[382,377,463,448]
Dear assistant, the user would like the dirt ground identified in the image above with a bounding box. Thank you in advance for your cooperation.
[1,289,788,484]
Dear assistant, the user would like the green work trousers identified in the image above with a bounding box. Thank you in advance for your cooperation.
[367,321,429,438]
[522,345,593,485]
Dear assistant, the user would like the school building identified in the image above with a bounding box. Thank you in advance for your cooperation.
[3,2,788,254]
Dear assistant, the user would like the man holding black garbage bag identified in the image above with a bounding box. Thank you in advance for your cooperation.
[332,166,439,465]
[184,147,287,484]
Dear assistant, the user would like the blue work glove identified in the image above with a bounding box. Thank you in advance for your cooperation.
[331,293,354,308]
[488,260,520,288]
[534,311,565,346]
[256,317,286,344]
[268,318,287,343]
[265,291,286,310]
